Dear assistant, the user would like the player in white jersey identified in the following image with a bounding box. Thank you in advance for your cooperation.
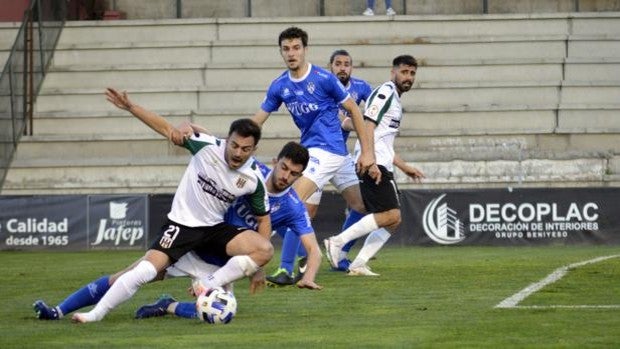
[252,27,376,222]
[64,88,272,323]
[325,55,420,276]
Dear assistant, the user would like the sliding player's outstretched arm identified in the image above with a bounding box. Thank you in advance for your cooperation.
[105,87,182,142]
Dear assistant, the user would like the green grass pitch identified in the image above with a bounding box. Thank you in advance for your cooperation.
[1,246,619,348]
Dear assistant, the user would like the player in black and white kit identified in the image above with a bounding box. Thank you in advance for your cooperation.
[71,88,272,323]
[325,55,419,276]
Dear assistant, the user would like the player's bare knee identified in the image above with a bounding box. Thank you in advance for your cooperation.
[376,209,401,227]
[250,238,274,265]
[391,209,402,226]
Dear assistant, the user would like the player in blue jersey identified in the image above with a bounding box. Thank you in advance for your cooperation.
[252,27,378,235]
[269,49,374,283]
[133,141,323,320]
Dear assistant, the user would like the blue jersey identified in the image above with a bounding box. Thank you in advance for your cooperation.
[340,76,373,142]
[261,64,350,156]
[225,161,313,236]
[197,161,313,266]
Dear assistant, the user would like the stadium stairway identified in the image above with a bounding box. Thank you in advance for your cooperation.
[2,13,620,194]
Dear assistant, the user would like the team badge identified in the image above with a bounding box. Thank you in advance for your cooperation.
[236,177,247,188]
[367,105,379,117]
[307,82,315,94]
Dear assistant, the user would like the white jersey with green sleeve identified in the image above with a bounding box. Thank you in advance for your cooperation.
[168,132,269,227]
[353,81,402,172]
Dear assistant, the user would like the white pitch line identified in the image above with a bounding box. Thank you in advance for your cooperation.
[515,305,620,309]
[495,254,620,309]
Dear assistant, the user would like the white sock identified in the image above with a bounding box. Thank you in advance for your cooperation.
[350,228,391,269]
[80,260,157,321]
[201,255,259,289]
[333,214,379,245]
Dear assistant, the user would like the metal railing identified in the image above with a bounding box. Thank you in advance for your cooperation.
[0,0,66,189]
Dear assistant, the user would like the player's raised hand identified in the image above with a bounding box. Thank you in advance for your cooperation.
[105,87,133,111]
[171,121,193,146]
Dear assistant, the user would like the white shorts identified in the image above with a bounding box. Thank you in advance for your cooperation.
[165,251,233,292]
[303,147,359,192]
[306,188,323,205]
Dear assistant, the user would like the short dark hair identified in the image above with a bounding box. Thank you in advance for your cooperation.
[329,49,351,64]
[228,118,262,145]
[277,141,309,171]
[278,27,308,47]
[393,55,418,68]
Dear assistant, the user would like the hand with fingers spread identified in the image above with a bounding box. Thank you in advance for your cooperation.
[296,279,323,290]
[249,269,266,295]
[105,88,133,111]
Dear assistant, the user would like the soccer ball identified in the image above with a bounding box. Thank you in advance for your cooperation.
[195,287,237,324]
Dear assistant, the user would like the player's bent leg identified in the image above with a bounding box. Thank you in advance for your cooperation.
[348,228,392,274]
[340,184,366,214]
[73,252,167,323]
[373,209,401,230]
[292,176,319,203]
[225,230,274,267]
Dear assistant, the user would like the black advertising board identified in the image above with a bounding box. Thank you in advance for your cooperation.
[399,188,620,246]
[0,195,147,250]
[0,195,87,250]
[2,188,618,250]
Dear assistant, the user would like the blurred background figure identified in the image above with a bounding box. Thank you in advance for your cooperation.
[363,0,396,16]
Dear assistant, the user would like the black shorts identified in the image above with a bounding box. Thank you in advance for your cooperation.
[359,165,400,213]
[150,219,246,263]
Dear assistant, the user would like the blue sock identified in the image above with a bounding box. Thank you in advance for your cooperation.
[341,209,364,253]
[296,240,307,258]
[57,275,110,316]
[281,229,300,275]
[174,302,198,319]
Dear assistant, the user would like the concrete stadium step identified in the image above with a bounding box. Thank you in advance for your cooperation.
[59,19,218,45]
[33,82,562,114]
[568,36,620,58]
[0,51,8,67]
[31,110,297,136]
[557,105,620,133]
[13,133,300,160]
[393,133,619,162]
[32,106,560,137]
[560,82,620,105]
[1,155,610,195]
[15,128,618,163]
[43,63,207,90]
[58,15,570,45]
[2,156,188,194]
[50,35,568,66]
[41,59,564,90]
[564,58,620,81]
[571,14,620,36]
[0,23,18,48]
[397,157,608,189]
